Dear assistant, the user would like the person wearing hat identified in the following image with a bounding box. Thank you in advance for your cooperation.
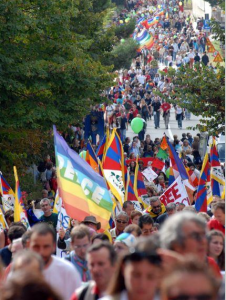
[113,233,136,257]
[81,216,101,232]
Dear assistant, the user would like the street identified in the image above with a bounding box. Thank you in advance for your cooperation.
[127,108,201,141]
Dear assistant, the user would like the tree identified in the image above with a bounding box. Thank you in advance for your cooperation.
[110,38,138,70]
[0,0,116,174]
[160,64,225,135]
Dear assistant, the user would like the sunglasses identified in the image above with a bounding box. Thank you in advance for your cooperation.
[116,220,127,224]
[168,294,213,300]
[152,205,161,209]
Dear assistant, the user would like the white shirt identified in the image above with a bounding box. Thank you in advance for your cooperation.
[43,256,82,300]
[188,52,195,59]
[137,74,146,85]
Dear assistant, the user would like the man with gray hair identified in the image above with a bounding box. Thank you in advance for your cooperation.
[156,202,176,225]
[144,196,166,221]
[110,211,129,242]
[159,212,221,276]
[39,198,58,230]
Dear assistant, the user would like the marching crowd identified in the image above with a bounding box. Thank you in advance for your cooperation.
[0,0,225,300]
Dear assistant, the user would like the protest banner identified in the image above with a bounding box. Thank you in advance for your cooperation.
[159,176,190,206]
[142,167,158,182]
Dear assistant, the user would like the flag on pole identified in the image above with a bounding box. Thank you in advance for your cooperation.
[0,207,7,230]
[0,173,15,212]
[210,137,225,199]
[167,138,195,203]
[86,142,99,173]
[13,167,30,228]
[54,126,113,231]
[157,136,168,160]
[102,129,125,206]
[195,153,210,212]
[96,135,107,162]
[134,158,148,208]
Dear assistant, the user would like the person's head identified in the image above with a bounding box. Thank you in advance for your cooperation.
[139,215,155,237]
[124,224,142,237]
[166,203,177,216]
[11,238,23,258]
[158,175,165,184]
[122,201,135,218]
[207,230,225,270]
[183,139,189,147]
[176,203,185,212]
[7,225,27,245]
[92,233,109,245]
[211,201,225,226]
[115,212,129,232]
[160,212,207,261]
[183,206,197,213]
[70,225,91,260]
[197,212,211,223]
[40,198,51,216]
[131,210,142,225]
[82,216,101,231]
[114,233,136,256]
[1,270,62,300]
[108,250,162,300]
[210,195,221,207]
[161,258,221,300]
[12,249,44,274]
[41,190,48,199]
[29,223,56,265]
[87,242,117,292]
[21,230,32,249]
[4,210,14,226]
[150,197,162,215]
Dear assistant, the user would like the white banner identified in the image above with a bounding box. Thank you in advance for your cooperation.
[160,176,189,206]
[2,194,15,212]
[142,167,158,183]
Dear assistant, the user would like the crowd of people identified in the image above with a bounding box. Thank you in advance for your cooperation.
[0,0,225,300]
[0,195,225,300]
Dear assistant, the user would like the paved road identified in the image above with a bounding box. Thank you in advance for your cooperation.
[126,108,201,141]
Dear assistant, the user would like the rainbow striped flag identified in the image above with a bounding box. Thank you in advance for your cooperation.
[54,126,113,231]
[13,166,30,228]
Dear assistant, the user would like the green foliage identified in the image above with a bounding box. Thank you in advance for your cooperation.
[110,38,138,70]
[0,0,117,173]
[163,65,225,135]
[205,0,225,10]
[115,19,136,39]
[210,19,225,44]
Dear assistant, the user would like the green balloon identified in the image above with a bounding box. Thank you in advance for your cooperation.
[141,13,144,17]
[121,38,125,43]
[131,118,143,134]
[79,150,86,160]
[165,168,170,178]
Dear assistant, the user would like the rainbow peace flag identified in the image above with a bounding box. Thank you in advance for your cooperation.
[54,126,113,231]
[13,166,30,228]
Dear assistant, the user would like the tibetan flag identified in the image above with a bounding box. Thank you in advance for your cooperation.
[157,136,168,160]
[102,129,125,206]
[0,174,14,196]
[188,170,199,188]
[210,138,225,199]
[133,159,148,208]
[54,126,113,231]
[13,167,30,228]
[86,142,99,173]
[0,173,15,212]
[195,153,210,212]
[167,138,195,203]
[0,207,6,230]
[96,134,106,162]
